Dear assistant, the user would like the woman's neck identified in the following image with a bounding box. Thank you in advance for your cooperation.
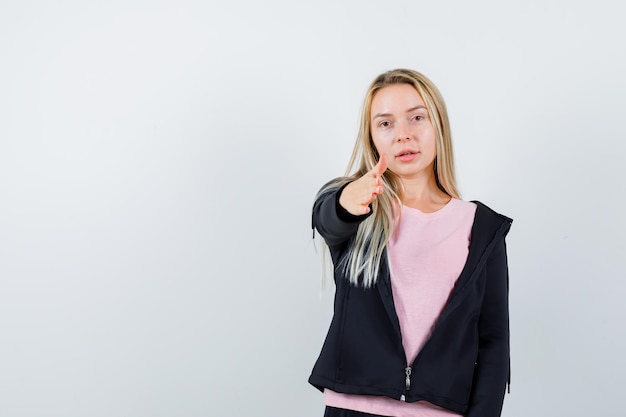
[400,175,451,213]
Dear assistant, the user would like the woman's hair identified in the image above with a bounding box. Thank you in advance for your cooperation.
[318,68,459,287]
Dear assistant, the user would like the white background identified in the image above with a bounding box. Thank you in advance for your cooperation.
[1,1,625,416]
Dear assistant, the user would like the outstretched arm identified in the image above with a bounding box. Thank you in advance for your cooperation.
[339,154,387,215]
[313,156,387,248]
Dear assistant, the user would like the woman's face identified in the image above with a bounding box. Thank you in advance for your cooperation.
[370,84,437,181]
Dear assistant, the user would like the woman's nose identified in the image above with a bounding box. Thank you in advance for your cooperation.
[395,121,411,142]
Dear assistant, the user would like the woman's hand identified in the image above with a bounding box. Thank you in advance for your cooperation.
[339,155,388,215]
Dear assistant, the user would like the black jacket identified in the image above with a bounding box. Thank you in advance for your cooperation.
[309,184,512,417]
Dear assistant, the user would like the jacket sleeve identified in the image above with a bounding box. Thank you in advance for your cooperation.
[466,237,510,417]
[312,181,372,248]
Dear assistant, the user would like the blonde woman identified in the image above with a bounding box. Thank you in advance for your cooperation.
[309,69,512,417]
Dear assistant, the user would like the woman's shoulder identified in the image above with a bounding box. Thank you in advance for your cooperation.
[432,197,474,220]
[469,200,512,223]
[451,198,477,210]
[465,200,513,240]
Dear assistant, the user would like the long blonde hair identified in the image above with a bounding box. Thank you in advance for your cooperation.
[318,68,459,287]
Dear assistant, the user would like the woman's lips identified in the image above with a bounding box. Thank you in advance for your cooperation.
[396,151,418,162]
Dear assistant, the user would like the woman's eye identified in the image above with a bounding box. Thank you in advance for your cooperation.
[413,115,423,121]
[380,121,390,127]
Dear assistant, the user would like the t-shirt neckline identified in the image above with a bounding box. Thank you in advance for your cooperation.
[402,197,457,219]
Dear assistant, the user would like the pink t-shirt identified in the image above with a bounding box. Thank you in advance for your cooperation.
[325,198,477,417]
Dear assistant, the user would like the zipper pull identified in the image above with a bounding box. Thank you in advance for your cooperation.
[405,366,412,391]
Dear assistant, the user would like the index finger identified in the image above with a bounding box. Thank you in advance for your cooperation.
[373,154,388,177]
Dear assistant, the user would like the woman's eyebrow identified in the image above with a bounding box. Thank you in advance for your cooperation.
[373,105,427,120]
[372,112,392,120]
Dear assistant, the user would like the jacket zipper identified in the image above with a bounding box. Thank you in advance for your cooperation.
[400,366,412,401]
